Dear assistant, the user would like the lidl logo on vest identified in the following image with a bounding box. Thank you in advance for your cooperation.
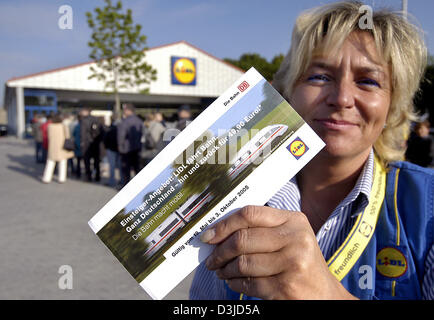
[287,137,308,159]
[376,247,407,278]
[171,57,196,85]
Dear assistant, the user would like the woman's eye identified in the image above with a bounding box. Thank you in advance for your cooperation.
[307,74,330,82]
[358,78,380,87]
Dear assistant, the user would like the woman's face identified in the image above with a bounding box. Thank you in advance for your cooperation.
[290,32,391,161]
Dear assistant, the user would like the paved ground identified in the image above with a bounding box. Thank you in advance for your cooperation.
[0,136,194,300]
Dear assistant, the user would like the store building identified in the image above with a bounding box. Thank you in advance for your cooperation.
[3,41,243,138]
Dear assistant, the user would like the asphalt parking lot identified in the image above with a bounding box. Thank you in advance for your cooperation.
[0,136,194,299]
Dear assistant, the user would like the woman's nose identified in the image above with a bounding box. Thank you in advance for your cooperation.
[325,78,355,109]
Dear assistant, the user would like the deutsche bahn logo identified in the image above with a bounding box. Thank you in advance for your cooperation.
[238,81,249,92]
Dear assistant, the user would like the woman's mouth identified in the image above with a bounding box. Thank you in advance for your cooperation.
[314,118,358,130]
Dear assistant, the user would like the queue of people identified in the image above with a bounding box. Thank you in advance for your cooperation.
[30,101,432,187]
[31,104,193,187]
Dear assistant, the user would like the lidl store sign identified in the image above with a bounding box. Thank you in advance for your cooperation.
[171,56,197,85]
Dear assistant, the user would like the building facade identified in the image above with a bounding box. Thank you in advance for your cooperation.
[4,41,243,138]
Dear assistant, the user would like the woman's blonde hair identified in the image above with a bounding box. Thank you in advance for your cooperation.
[273,1,427,166]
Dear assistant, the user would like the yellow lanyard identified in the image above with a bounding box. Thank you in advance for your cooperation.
[327,155,386,281]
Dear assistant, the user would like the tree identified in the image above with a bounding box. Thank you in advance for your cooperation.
[86,0,157,116]
[224,53,284,81]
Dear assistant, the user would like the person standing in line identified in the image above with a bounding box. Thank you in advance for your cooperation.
[405,120,432,167]
[62,112,75,176]
[72,115,82,178]
[80,108,103,182]
[40,113,52,164]
[103,115,120,187]
[117,103,143,187]
[32,114,44,163]
[41,114,74,183]
[141,111,166,166]
[175,104,192,132]
[160,105,193,148]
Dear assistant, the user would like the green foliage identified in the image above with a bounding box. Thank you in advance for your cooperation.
[86,0,157,113]
[97,209,150,280]
[173,132,231,197]
[224,53,284,81]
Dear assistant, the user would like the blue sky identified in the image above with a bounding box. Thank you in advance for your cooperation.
[208,79,267,136]
[1,0,434,103]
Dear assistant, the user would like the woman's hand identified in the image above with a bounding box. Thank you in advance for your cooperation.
[201,205,357,300]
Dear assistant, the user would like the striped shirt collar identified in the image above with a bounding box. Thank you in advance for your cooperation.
[268,149,374,220]
[334,150,374,218]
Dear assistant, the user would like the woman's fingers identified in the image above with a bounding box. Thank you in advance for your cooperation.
[206,226,289,270]
[214,250,289,279]
[200,205,290,245]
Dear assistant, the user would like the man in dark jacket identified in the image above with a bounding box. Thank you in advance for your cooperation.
[80,108,103,182]
[103,116,120,187]
[117,103,143,187]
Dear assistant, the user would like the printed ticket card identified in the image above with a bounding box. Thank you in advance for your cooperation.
[88,68,325,300]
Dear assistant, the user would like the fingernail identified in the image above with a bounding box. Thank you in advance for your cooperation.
[200,228,215,243]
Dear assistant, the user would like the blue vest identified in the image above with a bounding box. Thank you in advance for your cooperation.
[225,161,434,300]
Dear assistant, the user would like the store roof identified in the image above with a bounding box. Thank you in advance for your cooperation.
[6,41,244,98]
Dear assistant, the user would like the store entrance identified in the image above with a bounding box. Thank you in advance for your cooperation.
[24,89,57,138]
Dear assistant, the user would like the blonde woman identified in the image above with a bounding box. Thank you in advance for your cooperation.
[191,1,433,300]
[42,114,74,183]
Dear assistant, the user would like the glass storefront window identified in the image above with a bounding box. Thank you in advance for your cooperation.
[24,95,55,107]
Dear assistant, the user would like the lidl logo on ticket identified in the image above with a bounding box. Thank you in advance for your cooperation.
[288,137,308,159]
[171,57,196,85]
